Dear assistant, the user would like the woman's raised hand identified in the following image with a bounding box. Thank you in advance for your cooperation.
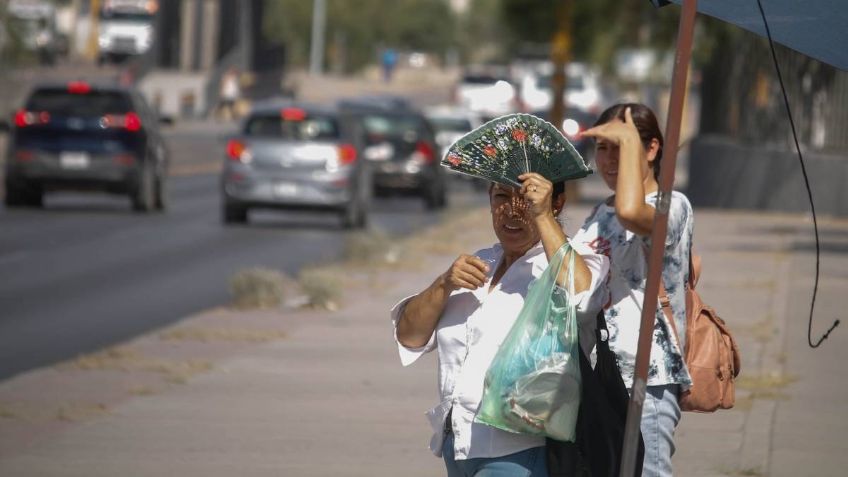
[441,254,490,292]
[581,106,640,146]
[518,172,554,221]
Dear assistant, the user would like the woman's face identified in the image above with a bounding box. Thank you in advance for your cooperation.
[489,184,540,257]
[594,138,620,190]
[593,134,659,191]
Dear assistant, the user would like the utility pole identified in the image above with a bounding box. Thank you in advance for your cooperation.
[549,1,575,200]
[619,0,699,475]
[86,0,102,62]
[309,0,326,76]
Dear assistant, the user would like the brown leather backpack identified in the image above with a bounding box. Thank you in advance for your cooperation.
[660,254,741,413]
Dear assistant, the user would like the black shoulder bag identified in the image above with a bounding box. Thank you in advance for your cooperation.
[546,312,645,476]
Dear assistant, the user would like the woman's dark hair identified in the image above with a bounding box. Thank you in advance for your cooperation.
[593,103,664,180]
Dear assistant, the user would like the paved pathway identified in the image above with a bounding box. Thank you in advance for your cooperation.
[1,205,847,476]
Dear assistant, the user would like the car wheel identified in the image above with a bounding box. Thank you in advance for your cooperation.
[340,198,367,229]
[131,166,155,213]
[5,181,42,208]
[154,174,167,212]
[424,183,447,210]
[222,201,248,224]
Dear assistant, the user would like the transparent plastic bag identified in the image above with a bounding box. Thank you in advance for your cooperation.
[475,243,581,441]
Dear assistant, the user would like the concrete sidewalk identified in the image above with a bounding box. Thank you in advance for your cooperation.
[1,204,847,476]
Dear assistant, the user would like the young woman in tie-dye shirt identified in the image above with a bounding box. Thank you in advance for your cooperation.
[575,103,693,477]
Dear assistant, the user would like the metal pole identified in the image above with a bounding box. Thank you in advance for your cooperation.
[618,0,698,475]
[309,0,326,76]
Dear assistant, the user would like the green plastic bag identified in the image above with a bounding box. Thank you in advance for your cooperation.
[475,243,581,441]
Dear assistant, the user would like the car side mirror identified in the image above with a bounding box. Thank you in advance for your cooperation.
[0,119,9,132]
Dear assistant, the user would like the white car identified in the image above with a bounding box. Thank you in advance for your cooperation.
[520,62,603,114]
[453,71,519,120]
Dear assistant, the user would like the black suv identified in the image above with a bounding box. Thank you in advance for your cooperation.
[338,97,447,210]
[3,81,169,212]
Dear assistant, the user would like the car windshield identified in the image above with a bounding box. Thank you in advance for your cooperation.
[26,89,132,116]
[535,74,585,90]
[428,117,472,133]
[245,114,340,141]
[461,74,508,85]
[100,11,154,22]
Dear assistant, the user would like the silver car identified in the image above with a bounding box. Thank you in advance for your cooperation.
[220,102,370,228]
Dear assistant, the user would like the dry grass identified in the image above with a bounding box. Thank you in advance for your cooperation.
[736,371,797,401]
[343,228,400,265]
[0,401,109,422]
[61,346,213,384]
[159,327,287,343]
[728,278,777,290]
[297,267,343,310]
[128,385,159,396]
[56,403,109,422]
[724,467,765,476]
[229,267,287,310]
[735,314,776,343]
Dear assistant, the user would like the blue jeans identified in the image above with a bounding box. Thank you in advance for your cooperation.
[640,384,681,477]
[442,432,548,477]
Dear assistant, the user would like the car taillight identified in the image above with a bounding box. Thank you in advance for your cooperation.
[67,81,92,94]
[14,109,50,127]
[14,150,34,162]
[415,141,436,164]
[281,108,306,121]
[337,144,357,165]
[226,139,251,163]
[125,112,142,131]
[101,113,142,132]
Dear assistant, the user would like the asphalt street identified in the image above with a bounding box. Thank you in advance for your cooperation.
[0,130,487,380]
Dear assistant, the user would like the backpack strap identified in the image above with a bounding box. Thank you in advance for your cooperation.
[658,247,699,343]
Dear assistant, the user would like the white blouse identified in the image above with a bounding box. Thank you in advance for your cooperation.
[390,241,608,460]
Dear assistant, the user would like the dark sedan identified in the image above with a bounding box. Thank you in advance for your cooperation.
[338,97,447,210]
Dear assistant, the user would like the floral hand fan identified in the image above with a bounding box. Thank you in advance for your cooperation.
[442,113,591,187]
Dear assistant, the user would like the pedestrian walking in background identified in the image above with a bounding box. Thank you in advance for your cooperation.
[576,103,694,476]
[390,161,607,476]
[218,66,241,121]
[381,48,397,83]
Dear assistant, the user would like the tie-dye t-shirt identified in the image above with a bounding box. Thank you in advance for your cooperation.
[574,191,693,388]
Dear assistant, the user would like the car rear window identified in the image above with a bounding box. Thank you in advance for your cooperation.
[461,74,506,85]
[245,114,340,140]
[429,117,473,133]
[26,89,132,116]
[361,114,426,144]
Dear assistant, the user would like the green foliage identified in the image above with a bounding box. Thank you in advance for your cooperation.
[497,0,681,71]
[263,0,456,73]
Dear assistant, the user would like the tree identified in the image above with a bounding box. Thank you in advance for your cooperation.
[263,0,456,73]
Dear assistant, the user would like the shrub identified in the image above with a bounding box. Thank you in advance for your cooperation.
[229,267,287,310]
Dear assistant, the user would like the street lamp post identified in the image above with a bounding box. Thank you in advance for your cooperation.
[309,0,326,76]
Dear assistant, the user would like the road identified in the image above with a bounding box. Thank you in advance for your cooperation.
[0,128,487,380]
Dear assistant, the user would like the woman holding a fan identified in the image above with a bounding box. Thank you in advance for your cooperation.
[576,103,694,477]
[389,115,608,476]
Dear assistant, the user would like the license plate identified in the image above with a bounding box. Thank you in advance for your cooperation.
[60,152,90,169]
[273,182,298,197]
